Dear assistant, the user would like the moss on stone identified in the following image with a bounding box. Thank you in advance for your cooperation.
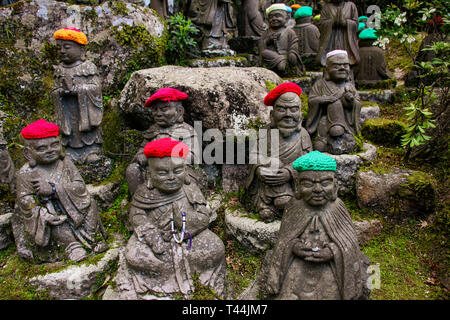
[399,171,437,213]
[108,1,130,16]
[356,79,397,90]
[361,118,407,147]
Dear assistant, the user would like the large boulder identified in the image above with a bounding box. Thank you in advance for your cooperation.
[118,66,282,131]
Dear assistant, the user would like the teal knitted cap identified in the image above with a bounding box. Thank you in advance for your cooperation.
[358,22,366,33]
[359,16,369,21]
[292,151,337,172]
[294,6,313,19]
[359,28,378,40]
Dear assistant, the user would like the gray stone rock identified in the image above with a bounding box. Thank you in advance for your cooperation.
[29,241,121,300]
[201,48,236,58]
[0,212,13,250]
[118,66,282,133]
[360,105,380,124]
[86,181,121,211]
[222,164,250,193]
[359,90,394,103]
[76,154,114,185]
[353,219,383,245]
[186,57,248,68]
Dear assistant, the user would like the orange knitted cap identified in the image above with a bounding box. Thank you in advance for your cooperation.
[54,28,88,45]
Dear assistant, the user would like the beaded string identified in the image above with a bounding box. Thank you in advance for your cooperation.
[171,211,193,250]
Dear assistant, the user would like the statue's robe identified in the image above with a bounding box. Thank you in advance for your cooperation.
[293,19,320,57]
[238,0,267,37]
[123,181,226,297]
[259,26,304,76]
[245,124,312,215]
[186,0,234,34]
[353,42,392,84]
[15,157,104,250]
[52,60,103,151]
[317,1,360,66]
[306,77,361,137]
[263,197,369,300]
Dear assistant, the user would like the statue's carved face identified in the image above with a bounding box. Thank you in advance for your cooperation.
[25,136,62,166]
[56,39,83,65]
[326,54,350,82]
[298,171,338,207]
[268,10,288,29]
[148,156,186,194]
[271,92,302,130]
[151,101,182,128]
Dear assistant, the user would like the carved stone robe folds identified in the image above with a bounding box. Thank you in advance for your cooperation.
[317,1,360,66]
[263,198,369,299]
[52,60,103,151]
[122,181,226,297]
[15,158,104,250]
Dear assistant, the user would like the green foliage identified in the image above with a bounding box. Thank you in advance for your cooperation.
[264,80,277,91]
[166,13,199,65]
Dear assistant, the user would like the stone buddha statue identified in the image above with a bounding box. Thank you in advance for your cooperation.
[51,28,104,164]
[118,138,226,298]
[245,83,312,222]
[292,6,320,63]
[259,3,305,77]
[125,88,198,196]
[13,119,108,262]
[306,50,361,154]
[261,150,370,300]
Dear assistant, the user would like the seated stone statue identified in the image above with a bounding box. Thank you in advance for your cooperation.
[51,28,103,164]
[259,3,304,77]
[353,28,392,86]
[292,6,320,62]
[13,119,107,262]
[245,83,312,222]
[121,138,226,297]
[125,88,198,196]
[306,50,361,154]
[261,151,370,300]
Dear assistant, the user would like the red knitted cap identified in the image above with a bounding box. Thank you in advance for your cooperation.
[143,137,189,158]
[144,88,188,108]
[21,119,60,140]
[263,82,302,106]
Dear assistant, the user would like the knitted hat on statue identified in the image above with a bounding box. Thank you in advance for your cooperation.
[54,27,88,45]
[359,16,369,21]
[292,151,337,172]
[144,88,188,108]
[294,6,313,19]
[358,22,366,33]
[264,82,302,106]
[143,137,189,159]
[21,119,60,140]
[359,28,378,40]
[266,3,289,16]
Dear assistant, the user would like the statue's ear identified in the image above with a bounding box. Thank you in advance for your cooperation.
[23,146,36,168]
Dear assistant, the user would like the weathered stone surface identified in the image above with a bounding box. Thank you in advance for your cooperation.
[284,71,323,95]
[356,169,437,218]
[186,57,248,68]
[29,241,121,300]
[359,89,394,103]
[222,164,250,193]
[86,181,121,211]
[0,0,165,90]
[360,105,380,124]
[118,66,282,132]
[201,48,236,58]
[76,154,114,184]
[353,219,383,245]
[0,212,13,250]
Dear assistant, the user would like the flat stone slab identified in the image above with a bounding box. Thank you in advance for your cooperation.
[186,57,248,68]
[359,89,394,103]
[29,241,121,300]
[360,104,380,124]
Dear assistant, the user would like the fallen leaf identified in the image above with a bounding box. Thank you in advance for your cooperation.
[420,220,428,228]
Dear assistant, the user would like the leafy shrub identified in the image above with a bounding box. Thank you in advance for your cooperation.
[166,13,199,64]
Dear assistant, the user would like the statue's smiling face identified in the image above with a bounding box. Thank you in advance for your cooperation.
[148,156,186,193]
[327,54,350,82]
[26,137,62,165]
[151,101,181,128]
[268,10,288,29]
[298,171,337,207]
[56,39,83,65]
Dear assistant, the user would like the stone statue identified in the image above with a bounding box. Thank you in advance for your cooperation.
[261,150,370,300]
[13,119,108,262]
[353,28,392,86]
[245,83,312,222]
[125,88,198,196]
[120,138,226,298]
[185,0,235,50]
[259,3,305,77]
[306,50,361,154]
[292,6,320,62]
[0,132,14,186]
[238,0,267,38]
[51,28,104,164]
[316,0,360,67]
[0,125,14,250]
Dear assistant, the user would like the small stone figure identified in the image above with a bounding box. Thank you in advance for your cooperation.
[259,3,305,77]
[13,119,108,262]
[0,128,14,250]
[125,88,198,196]
[292,6,320,63]
[306,50,361,154]
[120,138,226,298]
[51,28,104,164]
[353,28,392,86]
[0,133,14,186]
[261,150,370,300]
[245,83,312,222]
[238,0,267,38]
[316,0,360,67]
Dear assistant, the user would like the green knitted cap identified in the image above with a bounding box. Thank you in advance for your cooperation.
[294,6,313,19]
[359,28,378,40]
[358,22,366,32]
[292,151,337,172]
[359,16,369,21]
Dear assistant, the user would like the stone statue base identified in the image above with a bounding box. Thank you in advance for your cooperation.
[201,48,236,58]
